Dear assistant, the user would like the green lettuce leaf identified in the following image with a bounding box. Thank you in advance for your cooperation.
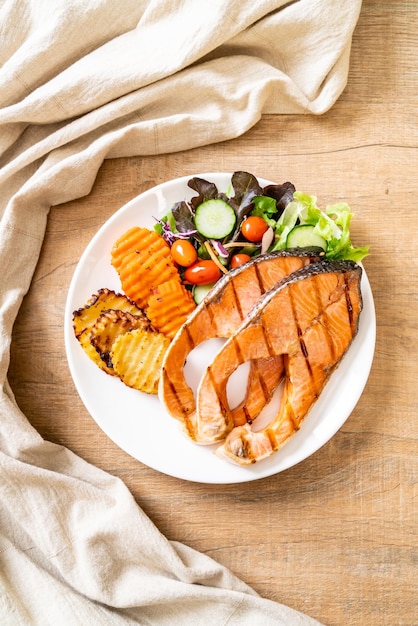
[272,191,369,261]
[251,195,278,228]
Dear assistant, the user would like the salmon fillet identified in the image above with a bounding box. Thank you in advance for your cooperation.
[159,248,323,436]
[194,260,362,455]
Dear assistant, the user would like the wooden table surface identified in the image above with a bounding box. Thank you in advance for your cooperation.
[8,2,417,625]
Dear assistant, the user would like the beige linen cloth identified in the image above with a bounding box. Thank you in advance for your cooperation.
[0,1,362,624]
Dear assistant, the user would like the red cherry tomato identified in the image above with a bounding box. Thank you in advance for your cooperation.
[241,216,269,242]
[230,253,251,269]
[170,239,197,267]
[184,259,222,285]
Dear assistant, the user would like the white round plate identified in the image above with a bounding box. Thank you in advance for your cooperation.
[64,173,376,484]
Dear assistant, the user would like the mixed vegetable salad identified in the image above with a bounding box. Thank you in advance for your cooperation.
[154,171,369,304]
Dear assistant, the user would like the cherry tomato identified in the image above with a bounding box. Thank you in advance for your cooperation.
[241,216,269,242]
[230,253,251,269]
[170,239,197,267]
[184,259,222,285]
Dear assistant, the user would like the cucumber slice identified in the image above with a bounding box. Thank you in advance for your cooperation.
[286,225,327,251]
[192,282,216,305]
[194,199,236,239]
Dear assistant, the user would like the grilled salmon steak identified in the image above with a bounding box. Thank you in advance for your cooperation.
[195,259,362,458]
[159,248,323,437]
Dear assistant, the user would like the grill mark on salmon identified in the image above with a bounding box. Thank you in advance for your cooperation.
[313,275,336,365]
[194,260,362,451]
[260,323,276,358]
[163,325,199,415]
[232,355,285,427]
[299,336,309,359]
[230,280,244,321]
[288,275,319,403]
[183,325,194,350]
[233,336,244,363]
[254,262,266,293]
[159,249,323,433]
[344,274,355,328]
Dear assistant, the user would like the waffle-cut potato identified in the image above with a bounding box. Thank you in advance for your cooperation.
[90,309,151,374]
[111,227,180,308]
[72,288,144,369]
[147,278,196,339]
[110,327,171,394]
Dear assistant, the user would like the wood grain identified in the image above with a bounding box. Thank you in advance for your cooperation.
[8,2,417,625]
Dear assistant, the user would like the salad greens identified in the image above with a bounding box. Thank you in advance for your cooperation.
[272,191,369,262]
[154,171,369,268]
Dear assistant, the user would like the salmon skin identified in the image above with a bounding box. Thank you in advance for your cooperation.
[159,248,324,437]
[195,259,363,456]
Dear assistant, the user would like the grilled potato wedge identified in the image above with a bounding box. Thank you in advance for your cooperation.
[72,288,144,370]
[90,309,151,373]
[110,327,170,394]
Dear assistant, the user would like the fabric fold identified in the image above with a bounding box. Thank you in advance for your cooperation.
[0,0,362,623]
